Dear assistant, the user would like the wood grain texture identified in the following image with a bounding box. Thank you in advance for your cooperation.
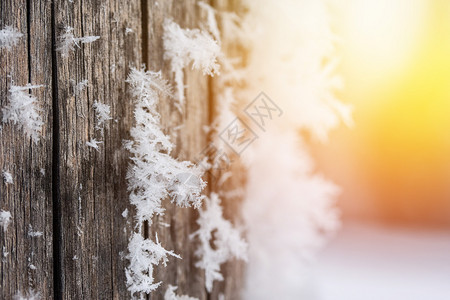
[0,0,54,298]
[1,0,244,298]
[52,0,142,299]
[144,1,210,299]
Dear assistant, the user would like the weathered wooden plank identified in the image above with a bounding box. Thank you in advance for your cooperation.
[0,0,54,298]
[53,0,142,299]
[144,1,211,299]
[2,1,245,298]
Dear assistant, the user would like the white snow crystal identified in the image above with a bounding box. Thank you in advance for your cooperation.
[0,26,23,49]
[72,79,88,96]
[2,84,44,142]
[191,193,247,292]
[57,26,100,57]
[28,225,43,237]
[125,67,205,226]
[163,19,220,107]
[2,171,13,184]
[122,208,128,218]
[159,222,170,228]
[2,246,9,259]
[86,139,102,151]
[164,285,198,300]
[125,233,180,296]
[0,210,12,232]
[13,289,40,300]
[125,67,206,295]
[93,101,112,130]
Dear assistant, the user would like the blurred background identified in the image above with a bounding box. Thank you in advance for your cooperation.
[309,0,450,298]
[313,0,450,227]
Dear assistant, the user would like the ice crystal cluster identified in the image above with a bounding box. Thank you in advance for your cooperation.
[0,26,23,49]
[56,26,100,57]
[72,79,88,96]
[126,234,180,294]
[28,225,43,237]
[2,171,13,184]
[93,101,112,130]
[124,67,206,296]
[125,4,247,296]
[191,193,247,292]
[238,0,352,299]
[163,18,220,107]
[13,289,40,300]
[86,139,102,151]
[0,210,12,232]
[164,285,198,300]
[2,84,44,142]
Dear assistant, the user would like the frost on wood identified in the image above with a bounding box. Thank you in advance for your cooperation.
[13,289,40,300]
[72,79,88,96]
[125,68,206,296]
[2,171,13,184]
[191,193,247,292]
[56,26,100,57]
[125,233,180,295]
[163,19,220,107]
[2,84,44,142]
[164,285,198,300]
[93,101,112,131]
[0,26,23,49]
[125,67,205,225]
[28,225,43,237]
[86,139,102,151]
[0,210,12,232]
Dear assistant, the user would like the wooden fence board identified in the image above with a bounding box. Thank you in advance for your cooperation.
[1,1,243,298]
[145,1,210,299]
[53,0,142,299]
[0,0,54,298]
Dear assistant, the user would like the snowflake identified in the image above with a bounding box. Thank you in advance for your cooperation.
[191,193,247,292]
[93,101,112,130]
[2,84,44,142]
[86,139,102,151]
[164,285,198,300]
[56,26,100,57]
[163,19,220,107]
[125,67,206,296]
[0,210,12,232]
[0,26,23,49]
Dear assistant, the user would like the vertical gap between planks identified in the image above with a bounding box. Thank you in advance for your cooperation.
[26,0,31,84]
[50,1,63,299]
[140,0,150,253]
[140,1,150,299]
[25,0,34,288]
[141,0,149,68]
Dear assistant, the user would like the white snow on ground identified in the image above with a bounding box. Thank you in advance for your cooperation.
[312,222,450,300]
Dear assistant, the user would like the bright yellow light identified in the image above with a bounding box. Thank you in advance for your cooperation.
[316,0,450,224]
[341,0,428,92]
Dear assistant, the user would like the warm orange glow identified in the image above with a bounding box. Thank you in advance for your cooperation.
[314,0,450,225]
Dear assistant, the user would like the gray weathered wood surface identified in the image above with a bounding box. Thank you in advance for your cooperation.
[1,0,54,299]
[1,0,244,299]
